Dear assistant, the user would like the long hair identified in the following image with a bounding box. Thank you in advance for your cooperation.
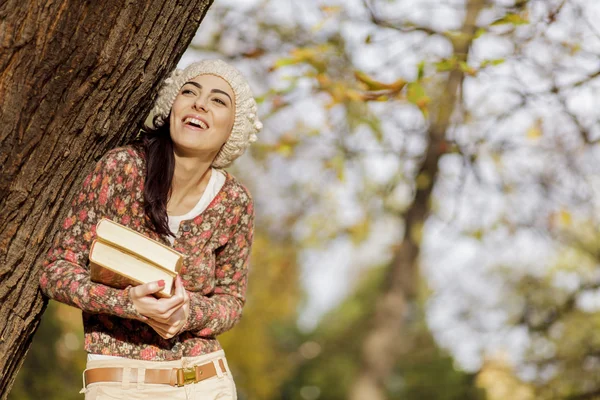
[131,120,175,238]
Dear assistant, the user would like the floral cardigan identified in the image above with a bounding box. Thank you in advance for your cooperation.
[39,146,254,360]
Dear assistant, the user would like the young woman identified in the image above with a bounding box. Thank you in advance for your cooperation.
[39,59,262,399]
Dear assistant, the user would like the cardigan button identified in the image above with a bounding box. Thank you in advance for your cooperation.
[182,225,191,233]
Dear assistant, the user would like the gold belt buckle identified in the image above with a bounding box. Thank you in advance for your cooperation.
[176,367,196,387]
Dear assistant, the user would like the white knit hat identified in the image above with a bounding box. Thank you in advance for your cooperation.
[149,59,262,168]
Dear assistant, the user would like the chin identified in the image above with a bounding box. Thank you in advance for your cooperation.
[175,141,220,155]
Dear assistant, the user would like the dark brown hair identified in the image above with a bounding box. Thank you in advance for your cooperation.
[132,120,175,238]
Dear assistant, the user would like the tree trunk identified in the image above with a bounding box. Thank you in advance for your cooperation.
[348,1,485,399]
[0,0,213,396]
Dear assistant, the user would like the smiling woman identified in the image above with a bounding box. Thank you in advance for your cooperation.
[170,75,236,160]
[38,60,262,400]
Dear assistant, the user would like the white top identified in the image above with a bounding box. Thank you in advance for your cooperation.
[87,168,227,362]
[166,168,226,244]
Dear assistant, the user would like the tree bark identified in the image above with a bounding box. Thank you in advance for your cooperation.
[0,0,213,396]
[348,1,485,399]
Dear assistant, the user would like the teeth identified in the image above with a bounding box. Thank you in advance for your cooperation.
[184,117,208,129]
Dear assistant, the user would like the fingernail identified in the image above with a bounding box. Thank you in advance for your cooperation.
[158,280,165,287]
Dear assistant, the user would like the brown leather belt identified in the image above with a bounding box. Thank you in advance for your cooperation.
[84,359,227,387]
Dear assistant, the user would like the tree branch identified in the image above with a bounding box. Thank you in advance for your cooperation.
[361,0,438,36]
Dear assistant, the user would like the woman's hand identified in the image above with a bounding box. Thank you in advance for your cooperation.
[129,276,190,339]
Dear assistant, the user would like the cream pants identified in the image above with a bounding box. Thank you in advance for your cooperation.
[81,350,237,400]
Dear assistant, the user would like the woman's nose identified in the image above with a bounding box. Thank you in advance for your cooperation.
[193,96,208,112]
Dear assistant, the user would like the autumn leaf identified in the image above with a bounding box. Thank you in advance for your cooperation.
[272,58,298,69]
[474,27,487,39]
[324,154,345,181]
[459,61,477,76]
[435,57,458,72]
[354,70,406,92]
[316,73,331,88]
[320,5,342,14]
[242,48,266,58]
[481,58,506,68]
[417,61,426,80]
[526,119,543,140]
[557,209,572,226]
[470,229,484,241]
[346,89,365,102]
[347,219,370,244]
[274,133,300,158]
[491,12,529,26]
[407,82,431,117]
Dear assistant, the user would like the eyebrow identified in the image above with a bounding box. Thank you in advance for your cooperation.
[183,81,233,103]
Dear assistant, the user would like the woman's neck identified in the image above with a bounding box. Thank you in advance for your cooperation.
[170,154,213,205]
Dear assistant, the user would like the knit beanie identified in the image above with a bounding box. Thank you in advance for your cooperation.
[149,59,262,168]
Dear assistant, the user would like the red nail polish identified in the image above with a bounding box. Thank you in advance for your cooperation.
[158,280,165,287]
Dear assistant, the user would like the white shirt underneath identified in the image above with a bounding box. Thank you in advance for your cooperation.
[166,168,226,244]
[87,168,226,362]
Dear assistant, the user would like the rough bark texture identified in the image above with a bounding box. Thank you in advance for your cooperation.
[348,1,485,399]
[0,0,213,396]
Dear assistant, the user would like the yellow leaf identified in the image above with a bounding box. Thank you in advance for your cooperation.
[435,58,458,72]
[291,47,317,62]
[558,209,572,226]
[491,12,529,26]
[274,133,299,158]
[273,58,298,69]
[407,82,431,117]
[347,219,370,244]
[328,83,347,105]
[325,154,345,181]
[354,70,404,91]
[471,229,484,240]
[526,119,543,140]
[311,20,326,32]
[346,89,364,102]
[316,73,331,87]
[459,61,477,76]
[389,78,407,91]
[320,5,342,14]
[474,27,487,39]
[491,152,502,166]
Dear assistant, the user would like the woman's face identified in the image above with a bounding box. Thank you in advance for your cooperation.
[169,74,236,158]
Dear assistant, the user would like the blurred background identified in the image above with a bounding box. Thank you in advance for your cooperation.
[11,0,600,399]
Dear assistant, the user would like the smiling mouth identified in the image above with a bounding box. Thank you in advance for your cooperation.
[183,117,209,129]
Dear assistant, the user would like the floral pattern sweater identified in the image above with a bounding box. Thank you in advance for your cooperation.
[39,146,254,360]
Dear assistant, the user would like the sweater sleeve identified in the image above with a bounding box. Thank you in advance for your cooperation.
[39,149,144,321]
[182,194,254,337]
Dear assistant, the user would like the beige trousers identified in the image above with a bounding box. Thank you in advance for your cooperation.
[81,350,237,400]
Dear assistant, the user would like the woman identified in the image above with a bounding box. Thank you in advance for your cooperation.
[39,59,262,399]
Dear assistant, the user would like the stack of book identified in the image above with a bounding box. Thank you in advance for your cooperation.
[89,218,183,298]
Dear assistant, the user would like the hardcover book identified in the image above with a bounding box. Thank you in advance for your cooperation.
[89,218,184,298]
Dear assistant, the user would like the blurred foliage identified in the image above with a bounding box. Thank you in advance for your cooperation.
[280,265,486,400]
[219,231,302,400]
[186,0,600,397]
[9,301,85,400]
[476,354,535,400]
[10,230,484,400]
[493,223,600,399]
